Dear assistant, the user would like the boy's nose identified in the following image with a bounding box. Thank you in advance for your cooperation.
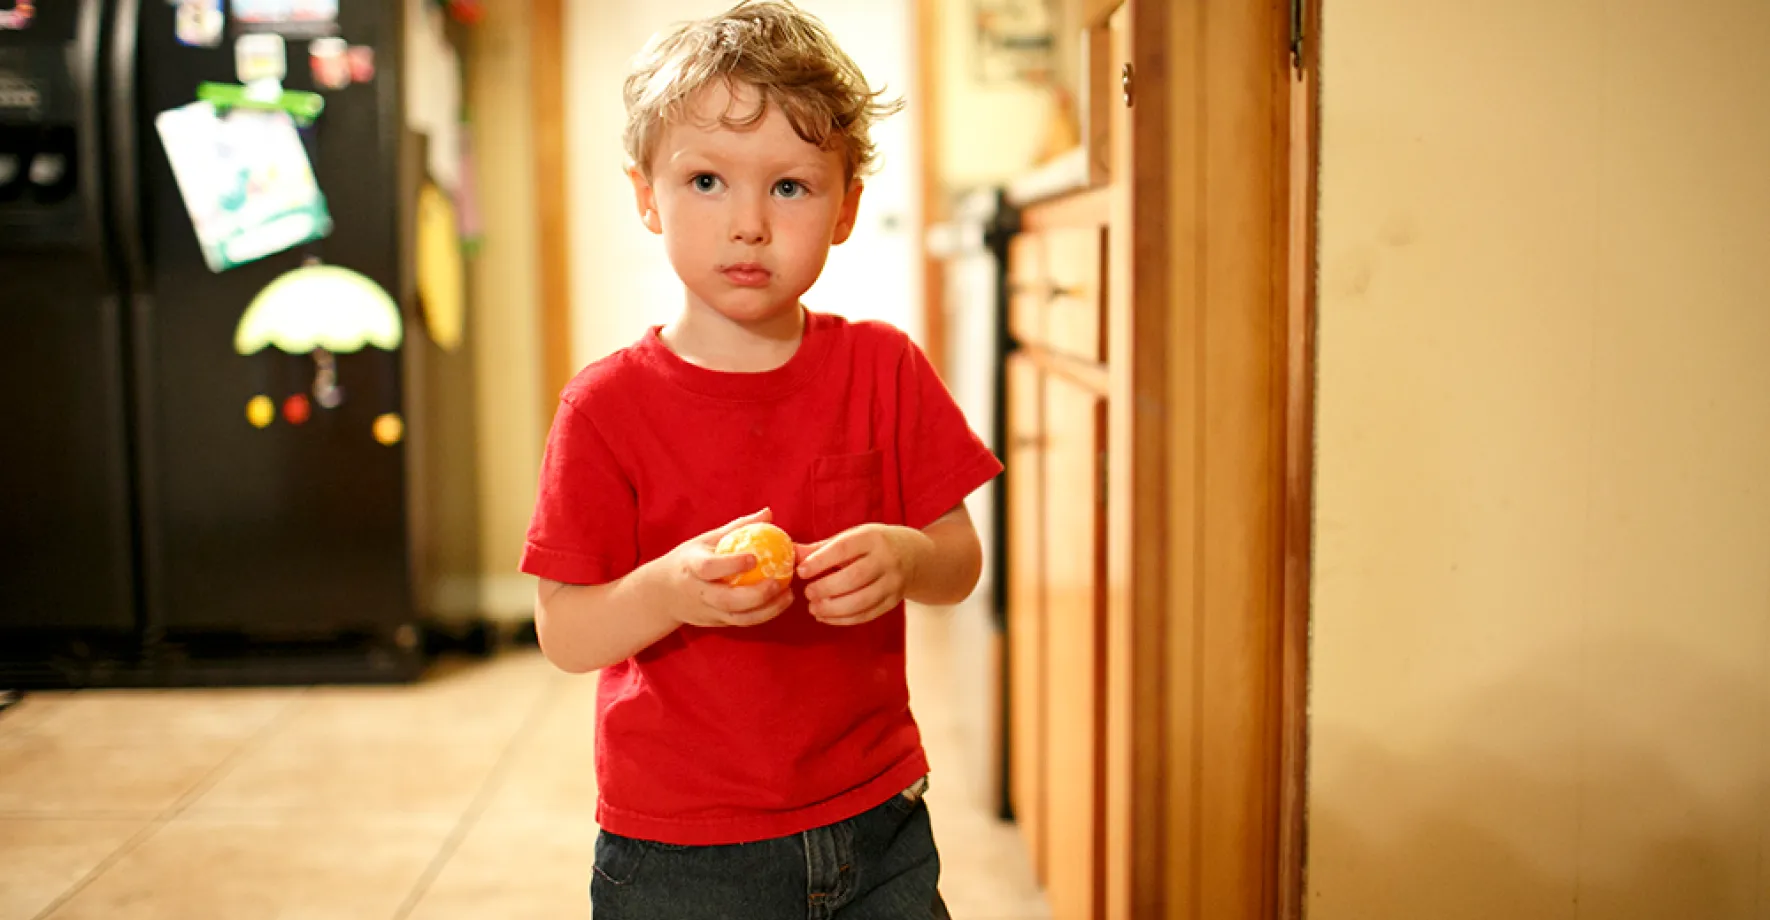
[729,196,768,245]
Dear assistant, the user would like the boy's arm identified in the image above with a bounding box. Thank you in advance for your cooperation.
[535,510,796,673]
[534,566,681,674]
[899,504,985,607]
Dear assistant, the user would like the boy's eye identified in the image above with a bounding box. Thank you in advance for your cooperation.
[691,174,723,193]
[774,179,807,199]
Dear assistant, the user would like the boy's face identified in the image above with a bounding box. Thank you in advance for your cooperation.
[629,80,863,329]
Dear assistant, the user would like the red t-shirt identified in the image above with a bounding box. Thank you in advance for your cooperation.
[519,310,1003,846]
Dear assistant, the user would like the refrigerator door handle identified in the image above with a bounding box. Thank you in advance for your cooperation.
[106,0,167,647]
[107,0,146,290]
[74,0,109,254]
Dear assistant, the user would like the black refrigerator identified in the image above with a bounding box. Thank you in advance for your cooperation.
[0,0,476,686]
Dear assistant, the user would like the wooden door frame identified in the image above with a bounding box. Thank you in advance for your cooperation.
[532,0,573,422]
[914,0,946,375]
[1107,0,1318,917]
[1278,3,1322,917]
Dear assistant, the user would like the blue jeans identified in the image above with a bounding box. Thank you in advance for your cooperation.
[590,780,949,919]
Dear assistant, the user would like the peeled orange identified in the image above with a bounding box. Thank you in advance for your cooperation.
[715,522,796,586]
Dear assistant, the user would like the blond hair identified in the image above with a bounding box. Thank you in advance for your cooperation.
[622,1,902,181]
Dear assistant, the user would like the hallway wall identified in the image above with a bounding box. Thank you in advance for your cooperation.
[1309,2,1770,917]
[463,3,545,615]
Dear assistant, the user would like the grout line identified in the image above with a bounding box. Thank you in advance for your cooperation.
[28,687,312,920]
[0,810,164,821]
[388,672,566,920]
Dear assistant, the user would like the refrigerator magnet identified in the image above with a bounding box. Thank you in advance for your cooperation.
[372,413,404,446]
[235,264,403,356]
[175,0,225,47]
[445,0,484,26]
[282,394,311,426]
[309,37,350,91]
[233,0,337,37]
[246,395,275,428]
[347,46,376,84]
[155,100,332,272]
[0,1,35,31]
[234,33,288,86]
[415,183,464,351]
[229,0,288,21]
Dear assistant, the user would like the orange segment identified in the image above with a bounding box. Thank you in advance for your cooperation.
[715,522,796,586]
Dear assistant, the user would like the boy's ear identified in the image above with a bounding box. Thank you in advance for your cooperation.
[832,180,865,245]
[628,166,663,234]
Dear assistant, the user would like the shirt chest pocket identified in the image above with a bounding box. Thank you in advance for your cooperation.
[811,450,885,540]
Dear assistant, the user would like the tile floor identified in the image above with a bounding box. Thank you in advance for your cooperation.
[0,607,1050,919]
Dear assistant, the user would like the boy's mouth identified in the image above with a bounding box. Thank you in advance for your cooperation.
[721,263,772,287]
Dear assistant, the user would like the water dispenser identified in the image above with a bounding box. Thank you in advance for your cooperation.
[0,2,97,249]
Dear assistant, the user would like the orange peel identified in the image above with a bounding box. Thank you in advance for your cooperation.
[715,522,796,587]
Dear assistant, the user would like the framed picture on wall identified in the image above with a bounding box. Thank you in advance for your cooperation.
[972,0,1054,85]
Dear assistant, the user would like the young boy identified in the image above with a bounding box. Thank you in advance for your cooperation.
[519,2,1003,916]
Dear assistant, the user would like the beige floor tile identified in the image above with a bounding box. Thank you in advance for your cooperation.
[268,659,551,748]
[184,735,506,817]
[0,736,237,816]
[427,648,552,677]
[0,817,149,920]
[478,731,598,823]
[0,622,1048,919]
[908,607,1049,920]
[531,673,600,740]
[39,811,455,920]
[469,665,598,819]
[404,813,598,920]
[0,689,301,746]
[930,804,1052,920]
[0,692,79,738]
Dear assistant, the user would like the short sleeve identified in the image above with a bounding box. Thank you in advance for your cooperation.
[894,338,1005,530]
[519,398,639,585]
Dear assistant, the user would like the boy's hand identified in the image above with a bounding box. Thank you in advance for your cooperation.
[796,524,935,626]
[661,509,795,628]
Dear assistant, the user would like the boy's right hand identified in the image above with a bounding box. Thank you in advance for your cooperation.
[658,508,795,628]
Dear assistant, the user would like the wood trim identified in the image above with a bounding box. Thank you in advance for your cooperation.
[1156,0,1295,917]
[916,0,946,376]
[1016,345,1111,396]
[1082,0,1120,27]
[1089,390,1112,920]
[1277,3,1322,917]
[532,0,572,422]
[1085,22,1113,187]
[1021,185,1111,232]
[1107,0,1171,915]
[1011,1,1315,916]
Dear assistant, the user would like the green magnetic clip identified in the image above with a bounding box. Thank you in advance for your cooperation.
[197,81,326,126]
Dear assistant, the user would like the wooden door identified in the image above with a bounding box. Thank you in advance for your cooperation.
[1005,352,1047,879]
[1041,372,1108,920]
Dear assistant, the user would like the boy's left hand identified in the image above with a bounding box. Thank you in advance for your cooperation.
[796,524,934,626]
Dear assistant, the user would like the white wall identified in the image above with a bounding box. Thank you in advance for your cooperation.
[564,0,921,368]
[1308,2,1770,918]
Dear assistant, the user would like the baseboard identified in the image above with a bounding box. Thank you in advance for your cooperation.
[480,574,537,620]
[428,574,536,622]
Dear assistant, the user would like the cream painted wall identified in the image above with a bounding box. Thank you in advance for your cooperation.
[464,4,544,616]
[1308,3,1770,918]
[563,0,922,368]
[934,0,1051,189]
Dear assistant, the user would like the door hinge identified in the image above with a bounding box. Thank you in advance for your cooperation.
[1289,0,1307,77]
